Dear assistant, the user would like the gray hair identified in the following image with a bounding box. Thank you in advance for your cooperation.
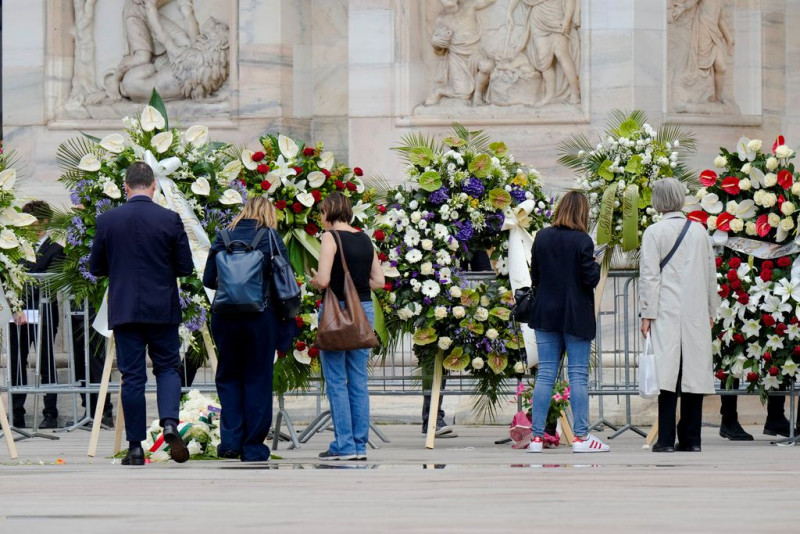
[651,178,686,213]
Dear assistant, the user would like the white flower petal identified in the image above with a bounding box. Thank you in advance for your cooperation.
[78,154,102,172]
[219,189,243,205]
[190,177,211,197]
[241,150,258,171]
[278,134,299,159]
[151,131,174,154]
[296,192,315,208]
[307,171,326,188]
[184,125,209,147]
[140,105,166,132]
[99,133,125,153]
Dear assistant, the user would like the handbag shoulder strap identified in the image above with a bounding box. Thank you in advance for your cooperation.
[659,219,692,271]
[250,228,268,250]
[330,230,351,275]
[220,229,232,250]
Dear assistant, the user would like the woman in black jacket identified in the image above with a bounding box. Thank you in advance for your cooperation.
[526,191,609,453]
[203,197,291,461]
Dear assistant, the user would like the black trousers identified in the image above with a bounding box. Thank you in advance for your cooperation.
[656,359,704,447]
[71,310,113,415]
[9,310,59,418]
[422,377,447,426]
[720,378,789,424]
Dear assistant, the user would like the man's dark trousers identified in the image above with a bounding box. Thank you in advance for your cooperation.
[114,323,182,442]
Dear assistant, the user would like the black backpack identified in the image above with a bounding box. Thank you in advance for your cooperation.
[266,230,302,321]
[211,229,269,314]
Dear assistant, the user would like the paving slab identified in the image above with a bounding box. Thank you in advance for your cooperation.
[0,424,798,533]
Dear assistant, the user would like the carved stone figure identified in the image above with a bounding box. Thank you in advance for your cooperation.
[105,0,230,103]
[67,0,105,109]
[669,0,738,114]
[505,0,581,106]
[424,0,497,107]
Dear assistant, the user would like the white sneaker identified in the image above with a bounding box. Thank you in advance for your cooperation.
[527,436,543,453]
[572,434,610,453]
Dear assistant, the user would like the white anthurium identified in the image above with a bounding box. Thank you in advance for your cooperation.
[774,279,800,303]
[749,167,765,189]
[0,229,19,249]
[734,199,757,219]
[740,319,761,339]
[307,171,326,188]
[219,189,243,205]
[293,348,311,365]
[763,295,792,322]
[717,301,736,330]
[19,239,36,263]
[783,359,799,377]
[102,182,122,199]
[382,265,400,277]
[99,133,125,153]
[278,134,299,159]
[78,154,102,172]
[700,193,723,214]
[140,105,166,132]
[317,152,335,171]
[273,155,297,180]
[190,177,211,196]
[219,159,243,182]
[296,192,315,208]
[765,334,784,352]
[151,131,174,154]
[0,169,16,191]
[351,200,371,222]
[736,136,757,162]
[184,125,209,147]
[355,180,365,194]
[763,375,781,390]
[241,150,259,171]
[0,208,36,227]
[683,195,700,213]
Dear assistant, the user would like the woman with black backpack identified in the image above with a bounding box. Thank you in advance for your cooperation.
[203,197,295,462]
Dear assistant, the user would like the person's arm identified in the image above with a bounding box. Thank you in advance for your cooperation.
[172,216,194,277]
[578,235,601,290]
[639,228,661,337]
[202,234,223,290]
[369,251,385,290]
[88,219,108,277]
[309,232,336,290]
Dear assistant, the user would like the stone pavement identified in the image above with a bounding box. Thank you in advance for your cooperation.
[0,423,798,533]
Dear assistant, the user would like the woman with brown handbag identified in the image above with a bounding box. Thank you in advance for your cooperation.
[309,192,385,460]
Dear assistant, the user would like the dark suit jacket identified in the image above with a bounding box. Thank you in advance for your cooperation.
[89,196,193,328]
[24,238,66,309]
[528,226,601,340]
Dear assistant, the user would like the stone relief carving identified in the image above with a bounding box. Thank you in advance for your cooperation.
[668,0,739,114]
[419,0,582,113]
[66,0,105,110]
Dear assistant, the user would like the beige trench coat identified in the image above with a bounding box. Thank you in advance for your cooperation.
[639,212,719,394]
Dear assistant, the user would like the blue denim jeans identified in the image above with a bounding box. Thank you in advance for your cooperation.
[319,301,375,456]
[531,330,591,438]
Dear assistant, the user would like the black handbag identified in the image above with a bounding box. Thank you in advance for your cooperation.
[511,286,536,322]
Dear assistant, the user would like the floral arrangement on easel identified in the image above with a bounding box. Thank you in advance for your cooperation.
[688,135,800,397]
[514,379,571,448]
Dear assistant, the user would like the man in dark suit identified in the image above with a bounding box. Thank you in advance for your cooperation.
[89,162,193,465]
[10,201,65,429]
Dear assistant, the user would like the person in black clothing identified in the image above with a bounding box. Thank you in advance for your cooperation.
[719,381,799,440]
[70,303,114,427]
[9,201,65,429]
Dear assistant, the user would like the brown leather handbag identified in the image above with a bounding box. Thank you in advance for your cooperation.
[313,231,379,351]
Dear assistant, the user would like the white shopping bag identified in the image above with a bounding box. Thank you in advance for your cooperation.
[638,336,659,400]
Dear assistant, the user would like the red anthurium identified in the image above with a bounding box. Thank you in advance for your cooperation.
[699,169,718,187]
[777,169,793,189]
[773,135,785,154]
[715,212,734,232]
[688,211,709,224]
[721,176,740,195]
[756,214,771,237]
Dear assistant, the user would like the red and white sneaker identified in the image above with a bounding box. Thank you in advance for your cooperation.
[572,434,610,453]
[527,436,543,453]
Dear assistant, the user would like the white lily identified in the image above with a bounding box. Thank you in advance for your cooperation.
[273,155,297,179]
[746,342,762,360]
[765,334,784,351]
[278,134,299,159]
[78,154,102,172]
[0,208,36,227]
[190,177,211,196]
[786,323,800,341]
[749,277,772,306]
[184,125,209,147]
[763,295,792,322]
[219,189,243,205]
[737,136,757,162]
[307,171,326,188]
[151,131,174,154]
[717,301,736,330]
[730,354,747,378]
[740,319,761,339]
[240,149,258,171]
[102,182,122,199]
[782,359,798,377]
[712,338,722,355]
[19,239,36,263]
[736,263,752,284]
[99,134,125,153]
[351,200,372,222]
[763,375,781,390]
[774,278,800,303]
[0,229,19,249]
[140,105,165,132]
[296,192,315,208]
[317,152,335,170]
[700,193,723,214]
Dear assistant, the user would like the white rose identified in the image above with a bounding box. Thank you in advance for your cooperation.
[768,213,781,227]
[99,134,125,153]
[409,200,419,210]
[764,173,778,187]
[140,105,165,132]
[448,239,459,251]
[775,145,794,159]
[434,306,447,320]
[714,155,728,168]
[729,218,744,233]
[438,337,453,350]
[696,187,708,200]
[739,178,752,191]
[780,217,795,231]
[747,139,763,153]
[452,306,466,318]
[480,296,490,307]
[754,190,766,205]
[513,361,526,374]
[745,222,757,235]
[471,357,485,370]
[184,125,209,147]
[151,131,173,154]
[475,307,489,322]
[781,201,796,216]
[486,328,499,340]
[741,163,752,174]
[411,211,422,224]
[725,201,738,215]
[707,215,718,230]
[102,182,122,199]
[762,193,778,208]
[421,239,433,251]
[450,286,462,298]
[766,157,779,171]
[420,262,434,276]
[397,307,413,321]
[792,183,800,196]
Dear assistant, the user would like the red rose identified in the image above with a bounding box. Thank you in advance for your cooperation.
[716,212,734,232]
[762,314,777,327]
[383,282,393,292]
[257,164,270,174]
[378,252,388,262]
[756,214,772,237]
[778,169,794,189]
[746,372,759,382]
[296,341,307,351]
[773,135,786,154]
[726,269,738,282]
[688,211,709,225]
[769,366,780,377]
[334,180,345,190]
[721,176,741,195]
[275,200,287,210]
[793,346,800,356]
[321,169,332,178]
[308,347,320,358]
[294,166,304,175]
[277,350,287,359]
[733,333,746,344]
[699,169,718,187]
[762,260,774,271]
[353,167,364,176]
[346,181,357,191]
[737,293,749,305]
[715,370,728,381]
[295,316,304,328]
[760,269,773,282]
[260,180,271,191]
[377,205,387,214]
[763,352,773,362]
[303,147,315,156]
[292,203,303,214]
[239,179,246,187]
[374,229,386,242]
[792,316,800,325]
[311,190,322,203]
[730,279,741,290]
[728,257,742,269]
[315,299,322,308]
[715,256,723,268]
[778,257,792,268]
[776,323,788,336]
[304,223,319,236]
[251,151,265,162]
[718,284,731,298]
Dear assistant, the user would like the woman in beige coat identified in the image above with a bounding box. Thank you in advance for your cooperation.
[639,178,719,452]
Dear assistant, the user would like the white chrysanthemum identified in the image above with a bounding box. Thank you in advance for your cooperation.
[405,249,422,264]
[421,280,440,298]
[433,224,450,240]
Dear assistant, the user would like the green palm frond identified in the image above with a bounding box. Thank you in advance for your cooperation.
[557,132,596,173]
[657,123,697,152]
[47,206,76,242]
[607,108,647,131]
[221,144,244,162]
[392,132,440,165]
[56,137,97,171]
[450,123,493,153]
[363,174,397,204]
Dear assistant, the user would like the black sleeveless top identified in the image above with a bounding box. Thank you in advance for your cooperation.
[328,230,374,302]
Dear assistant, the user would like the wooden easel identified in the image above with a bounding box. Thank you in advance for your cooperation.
[0,393,19,460]
[424,351,444,449]
[645,422,659,448]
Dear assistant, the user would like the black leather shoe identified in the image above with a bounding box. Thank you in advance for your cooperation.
[651,443,675,452]
[763,418,791,437]
[163,424,189,463]
[218,449,240,459]
[39,415,58,429]
[675,442,702,452]
[101,412,115,428]
[121,447,145,466]
[719,421,754,441]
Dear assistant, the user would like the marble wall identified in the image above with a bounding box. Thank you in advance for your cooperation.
[2,0,799,205]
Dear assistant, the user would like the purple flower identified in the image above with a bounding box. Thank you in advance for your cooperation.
[228,179,249,203]
[461,176,484,198]
[78,255,97,282]
[429,186,450,205]
[486,212,505,232]
[510,186,527,204]
[454,220,474,243]
[95,199,113,216]
[423,297,432,306]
